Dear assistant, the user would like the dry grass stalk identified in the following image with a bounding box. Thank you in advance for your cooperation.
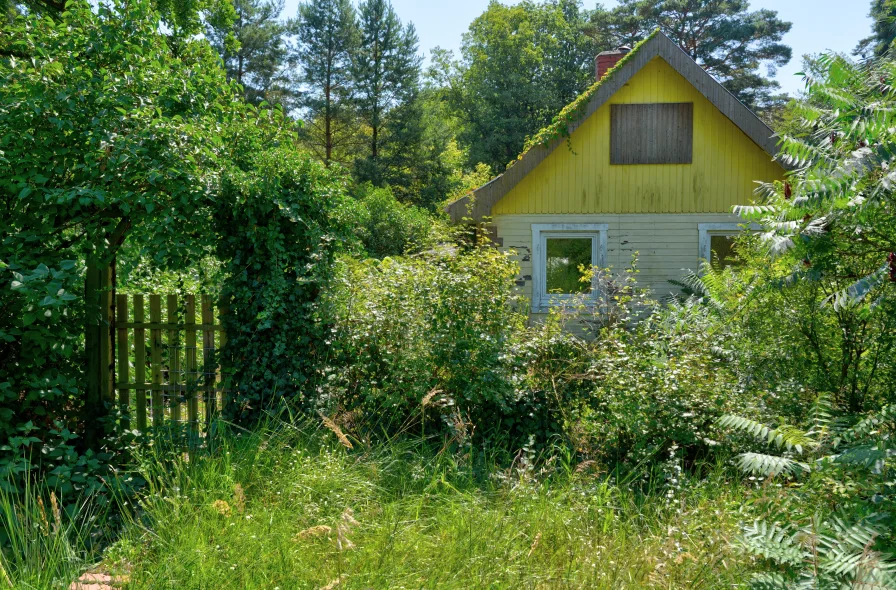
[320,574,347,590]
[211,500,232,517]
[421,388,442,408]
[37,497,49,533]
[336,508,359,551]
[295,525,332,540]
[50,493,62,532]
[574,460,597,474]
[528,532,542,558]
[319,412,353,449]
[233,484,246,514]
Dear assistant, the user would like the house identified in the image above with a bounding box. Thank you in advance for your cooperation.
[445,30,785,313]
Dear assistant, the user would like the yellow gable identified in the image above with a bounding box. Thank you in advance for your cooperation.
[492,56,785,216]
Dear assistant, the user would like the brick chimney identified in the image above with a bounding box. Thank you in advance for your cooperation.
[595,46,631,80]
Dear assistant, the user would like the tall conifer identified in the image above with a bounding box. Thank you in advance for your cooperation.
[292,0,358,166]
[352,0,422,186]
[206,0,289,106]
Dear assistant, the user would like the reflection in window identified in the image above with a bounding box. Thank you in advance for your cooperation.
[546,238,592,294]
[710,235,741,268]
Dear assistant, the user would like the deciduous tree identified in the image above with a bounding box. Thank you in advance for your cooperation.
[452,0,599,171]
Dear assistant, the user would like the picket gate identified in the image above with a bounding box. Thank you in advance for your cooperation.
[113,294,226,439]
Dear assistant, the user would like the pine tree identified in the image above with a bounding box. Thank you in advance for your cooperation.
[206,0,290,106]
[856,0,896,57]
[591,0,791,109]
[352,0,423,187]
[292,0,359,166]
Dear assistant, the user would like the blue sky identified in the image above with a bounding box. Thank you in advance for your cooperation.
[281,0,874,97]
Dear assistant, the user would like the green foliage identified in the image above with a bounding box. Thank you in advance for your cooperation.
[719,397,896,588]
[320,246,529,441]
[352,0,423,187]
[735,53,896,414]
[335,185,441,258]
[206,0,292,107]
[856,0,896,57]
[0,478,110,588]
[104,421,751,588]
[591,0,792,109]
[0,0,240,498]
[292,0,360,166]
[215,128,346,423]
[449,0,601,171]
[522,30,657,153]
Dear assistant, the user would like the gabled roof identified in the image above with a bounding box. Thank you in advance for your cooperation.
[446,30,780,223]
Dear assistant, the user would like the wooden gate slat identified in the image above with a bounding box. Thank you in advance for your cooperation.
[201,295,216,427]
[116,295,130,430]
[133,295,147,431]
[149,295,164,426]
[167,295,181,424]
[185,295,199,437]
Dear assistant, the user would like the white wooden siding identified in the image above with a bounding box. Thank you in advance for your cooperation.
[494,213,744,305]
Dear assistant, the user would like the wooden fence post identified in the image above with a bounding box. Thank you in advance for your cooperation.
[149,295,163,426]
[84,261,114,449]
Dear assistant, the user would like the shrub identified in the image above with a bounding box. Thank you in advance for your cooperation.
[320,245,529,442]
[335,185,442,258]
[216,142,346,423]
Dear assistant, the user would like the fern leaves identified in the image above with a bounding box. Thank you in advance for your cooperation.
[719,415,818,454]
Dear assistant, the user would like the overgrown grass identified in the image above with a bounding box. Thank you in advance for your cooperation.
[0,477,108,588]
[96,422,754,589]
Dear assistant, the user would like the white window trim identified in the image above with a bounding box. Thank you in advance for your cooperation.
[698,222,761,265]
[531,223,608,312]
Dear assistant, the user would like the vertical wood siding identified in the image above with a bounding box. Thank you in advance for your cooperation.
[491,57,785,216]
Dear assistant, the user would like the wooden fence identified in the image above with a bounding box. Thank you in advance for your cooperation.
[114,294,226,439]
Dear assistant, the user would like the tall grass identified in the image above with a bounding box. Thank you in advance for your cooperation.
[0,478,105,589]
[105,421,753,589]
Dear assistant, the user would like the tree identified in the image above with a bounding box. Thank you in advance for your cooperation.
[351,0,423,187]
[206,0,291,106]
[7,0,236,41]
[591,0,792,109]
[856,0,896,57]
[292,0,358,166]
[451,0,599,171]
[0,0,241,461]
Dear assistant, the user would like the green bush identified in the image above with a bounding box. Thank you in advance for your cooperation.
[216,139,347,424]
[320,245,533,443]
[335,184,442,258]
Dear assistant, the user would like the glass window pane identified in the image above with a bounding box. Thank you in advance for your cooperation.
[710,234,741,268]
[546,238,592,294]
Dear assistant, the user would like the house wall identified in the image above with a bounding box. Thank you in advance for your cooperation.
[491,56,785,216]
[494,212,744,309]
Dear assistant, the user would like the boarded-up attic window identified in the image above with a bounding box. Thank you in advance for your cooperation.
[610,103,693,165]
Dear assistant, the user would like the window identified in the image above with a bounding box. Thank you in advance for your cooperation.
[532,224,608,310]
[610,103,693,165]
[698,223,756,269]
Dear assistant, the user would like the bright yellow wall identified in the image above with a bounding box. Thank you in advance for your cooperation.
[492,57,785,215]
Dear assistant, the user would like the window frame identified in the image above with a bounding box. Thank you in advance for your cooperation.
[531,223,608,312]
[697,222,760,269]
